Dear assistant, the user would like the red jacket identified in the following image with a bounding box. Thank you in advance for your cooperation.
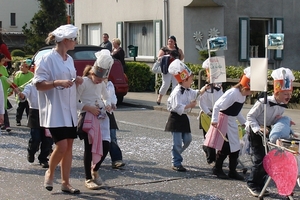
[0,43,12,66]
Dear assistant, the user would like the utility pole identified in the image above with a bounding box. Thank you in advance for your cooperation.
[65,0,74,24]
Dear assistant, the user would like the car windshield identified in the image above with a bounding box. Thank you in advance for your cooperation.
[68,50,97,60]
[34,49,52,62]
[33,48,98,62]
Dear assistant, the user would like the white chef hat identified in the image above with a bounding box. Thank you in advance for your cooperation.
[168,59,192,83]
[240,67,251,89]
[52,24,78,42]
[92,49,114,78]
[271,67,295,93]
[202,58,210,78]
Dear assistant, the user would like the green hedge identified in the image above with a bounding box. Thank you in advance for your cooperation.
[125,62,155,92]
[11,49,26,57]
[126,61,300,104]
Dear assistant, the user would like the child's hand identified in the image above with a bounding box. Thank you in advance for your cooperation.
[18,92,25,100]
[259,127,270,135]
[105,105,112,113]
[189,100,197,108]
[14,88,21,94]
[111,104,117,110]
[86,105,100,116]
[75,76,83,85]
[211,122,218,128]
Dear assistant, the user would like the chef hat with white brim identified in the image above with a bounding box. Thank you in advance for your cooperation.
[240,67,251,89]
[52,24,78,42]
[93,49,114,78]
[271,67,295,93]
[202,58,211,80]
[168,59,192,83]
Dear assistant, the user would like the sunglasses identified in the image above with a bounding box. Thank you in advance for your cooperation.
[67,37,77,41]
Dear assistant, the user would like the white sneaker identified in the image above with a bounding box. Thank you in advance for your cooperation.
[85,179,100,190]
[91,170,103,185]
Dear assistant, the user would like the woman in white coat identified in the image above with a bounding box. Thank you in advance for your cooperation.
[33,24,83,194]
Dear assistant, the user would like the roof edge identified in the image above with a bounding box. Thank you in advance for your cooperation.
[185,0,221,7]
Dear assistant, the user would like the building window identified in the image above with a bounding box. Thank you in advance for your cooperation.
[10,13,16,26]
[239,18,278,61]
[250,19,270,58]
[128,21,154,57]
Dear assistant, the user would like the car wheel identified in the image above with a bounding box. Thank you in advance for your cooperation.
[117,95,124,105]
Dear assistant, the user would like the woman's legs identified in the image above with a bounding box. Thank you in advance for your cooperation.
[46,138,74,186]
[157,73,173,104]
[60,139,74,187]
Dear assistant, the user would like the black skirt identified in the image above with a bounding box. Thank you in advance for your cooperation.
[165,112,191,133]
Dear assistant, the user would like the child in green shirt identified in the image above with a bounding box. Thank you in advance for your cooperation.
[13,59,34,126]
[0,53,12,132]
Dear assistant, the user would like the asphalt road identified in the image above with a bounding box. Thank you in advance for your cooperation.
[0,95,300,200]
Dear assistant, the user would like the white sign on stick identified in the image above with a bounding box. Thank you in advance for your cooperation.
[250,58,268,91]
[208,56,227,83]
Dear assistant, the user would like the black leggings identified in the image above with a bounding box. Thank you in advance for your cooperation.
[215,140,239,172]
[83,138,110,180]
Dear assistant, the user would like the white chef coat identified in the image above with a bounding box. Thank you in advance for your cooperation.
[211,88,246,152]
[167,84,200,115]
[245,95,285,133]
[76,76,111,142]
[32,49,78,128]
[21,82,38,109]
[106,81,117,105]
[199,87,223,115]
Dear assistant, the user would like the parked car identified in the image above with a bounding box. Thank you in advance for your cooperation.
[31,44,128,104]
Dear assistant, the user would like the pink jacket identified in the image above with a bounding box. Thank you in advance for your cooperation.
[82,112,103,166]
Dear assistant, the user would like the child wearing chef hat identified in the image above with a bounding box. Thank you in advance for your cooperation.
[76,49,114,190]
[164,59,201,172]
[205,67,252,180]
[199,58,224,165]
[246,67,294,197]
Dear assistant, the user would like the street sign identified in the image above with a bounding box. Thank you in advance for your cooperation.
[65,0,74,4]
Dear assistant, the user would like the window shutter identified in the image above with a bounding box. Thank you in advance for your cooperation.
[153,20,162,59]
[239,18,249,61]
[274,18,284,60]
[116,22,123,47]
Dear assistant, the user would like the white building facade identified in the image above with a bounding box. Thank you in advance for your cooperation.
[0,0,40,49]
[74,0,300,70]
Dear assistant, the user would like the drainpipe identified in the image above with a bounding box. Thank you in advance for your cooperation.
[163,0,169,45]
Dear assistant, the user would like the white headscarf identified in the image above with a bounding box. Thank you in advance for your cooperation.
[52,24,78,42]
